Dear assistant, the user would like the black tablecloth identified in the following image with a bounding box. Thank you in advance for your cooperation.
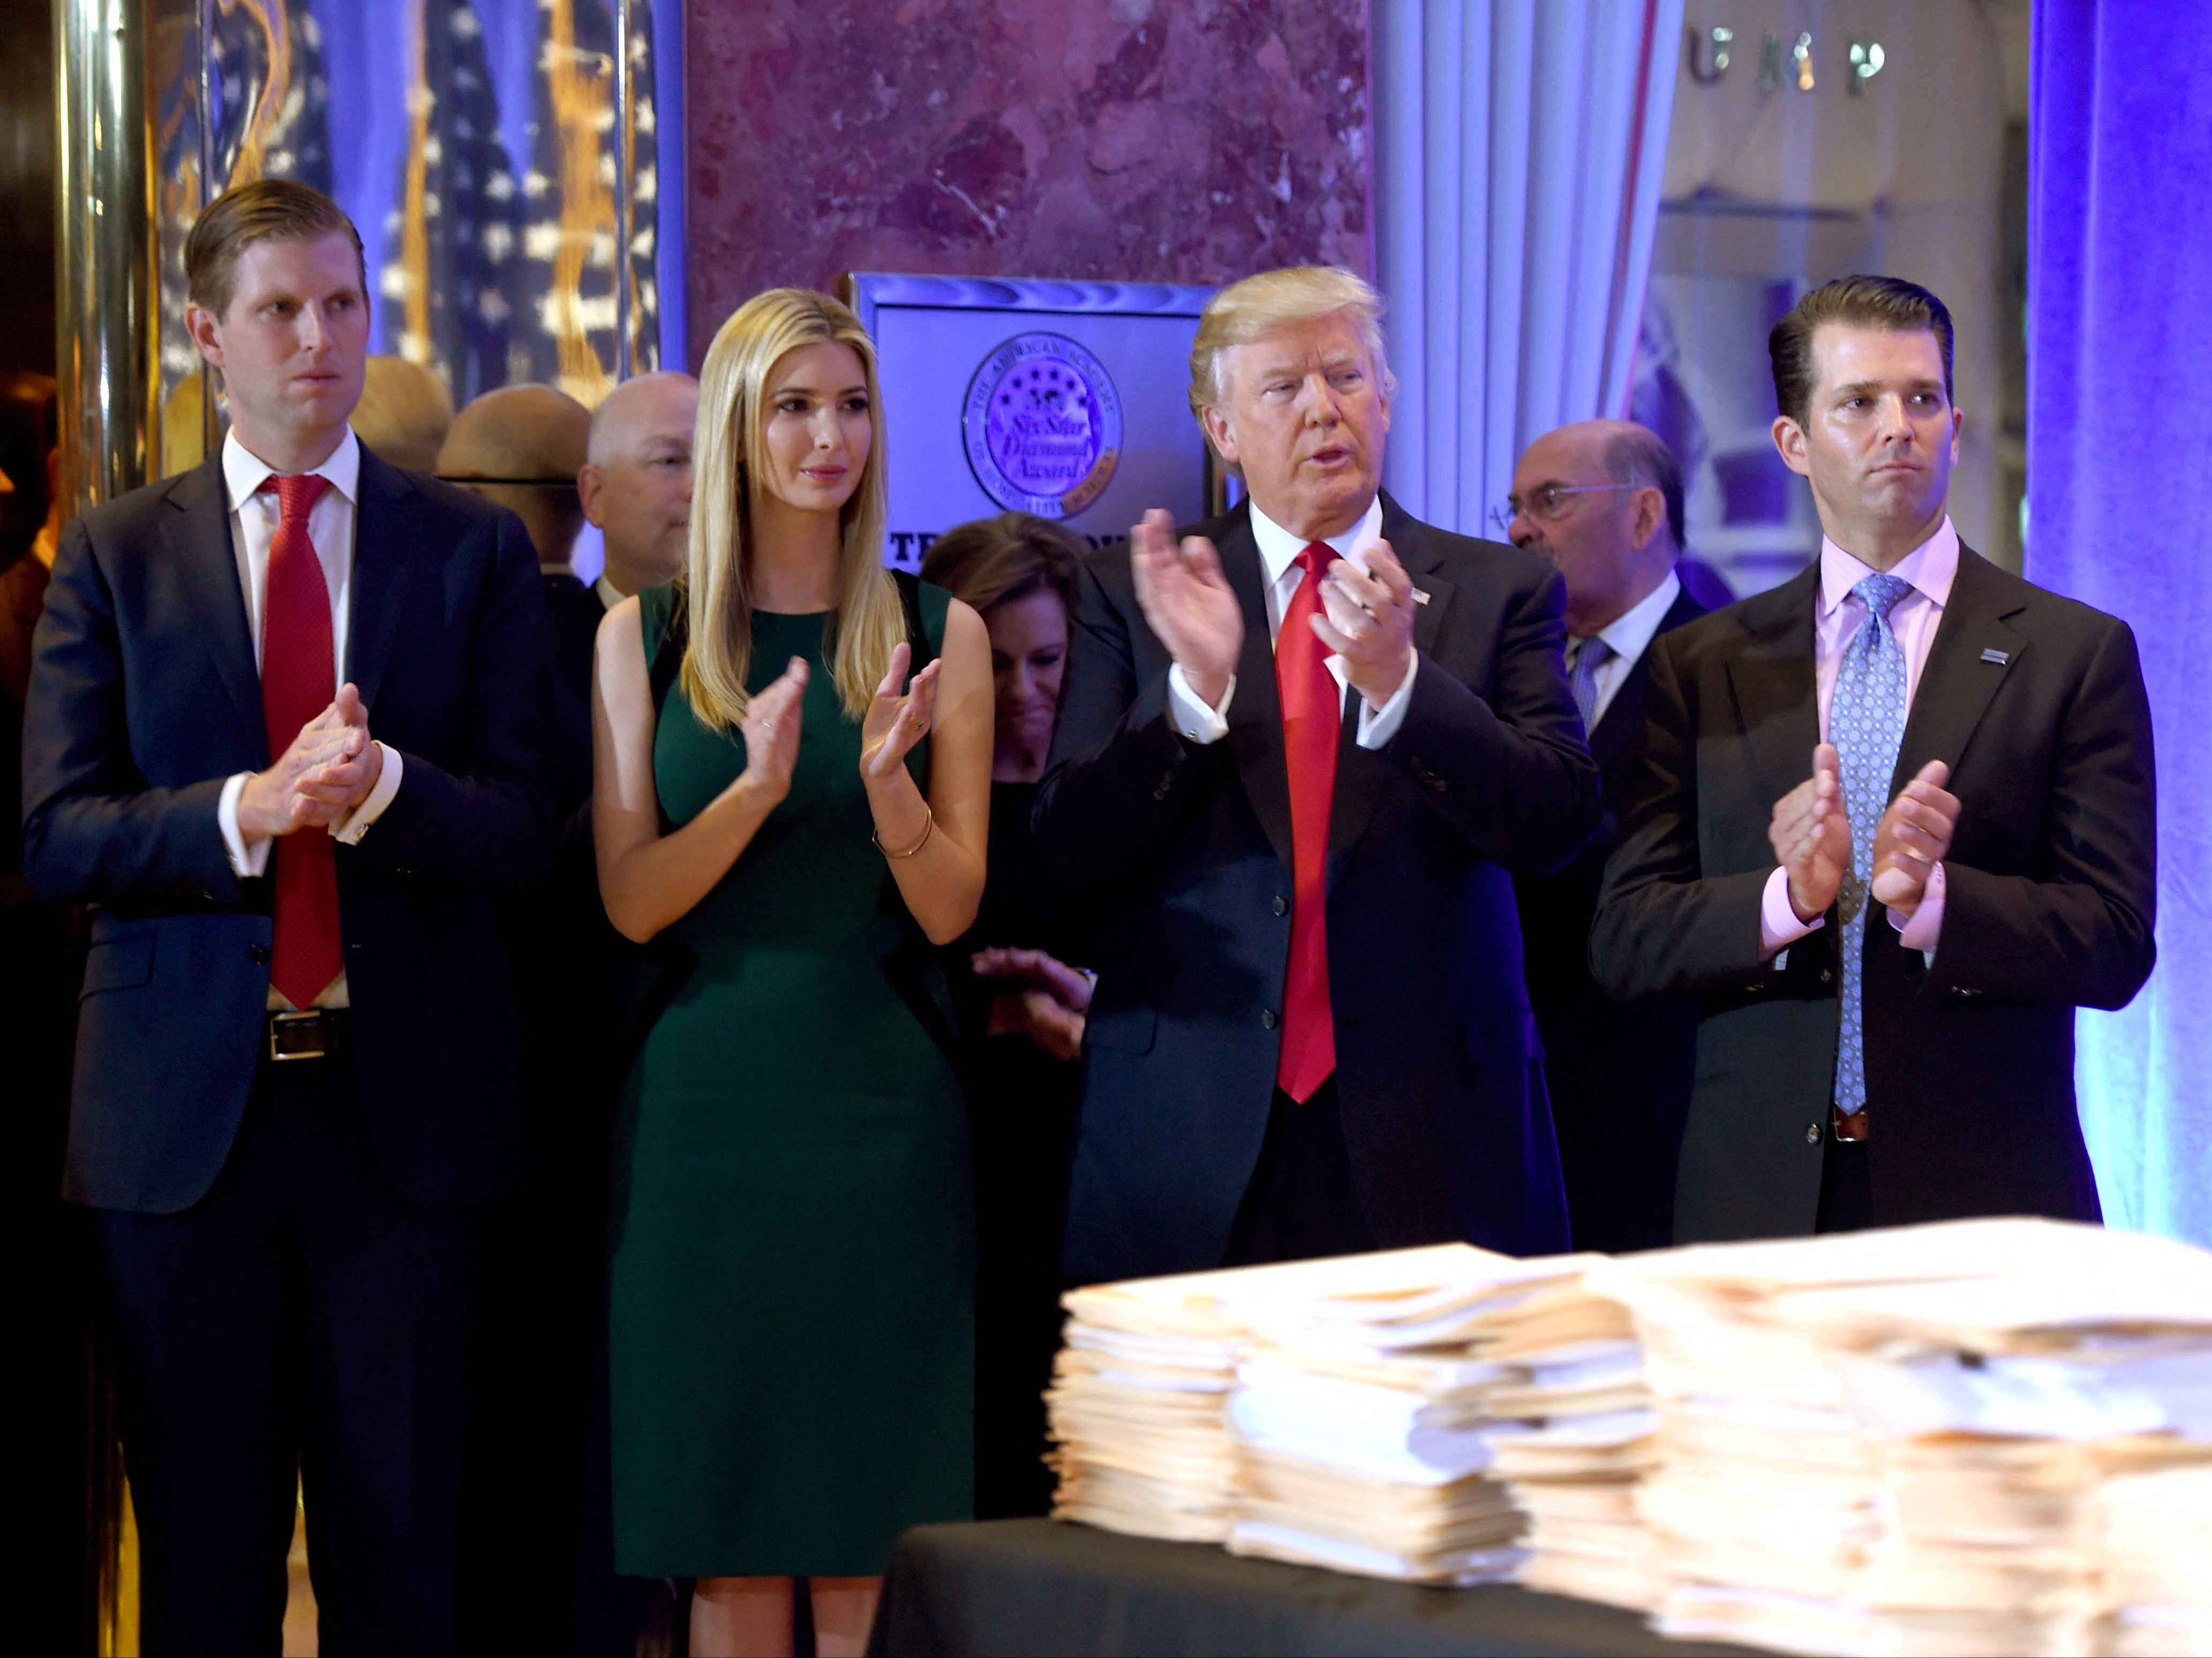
[868,1519,1754,1657]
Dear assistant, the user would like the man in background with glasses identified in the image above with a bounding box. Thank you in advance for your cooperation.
[1503,419,1712,1252]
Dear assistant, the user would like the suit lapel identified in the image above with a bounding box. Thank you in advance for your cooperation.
[1217,512,1298,875]
[1326,495,1445,890]
[1891,546,2026,795]
[347,448,419,716]
[1723,564,1822,812]
[161,458,267,759]
[1590,586,1709,773]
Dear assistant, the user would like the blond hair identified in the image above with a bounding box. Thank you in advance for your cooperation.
[353,355,455,474]
[1187,266,1395,425]
[681,289,904,729]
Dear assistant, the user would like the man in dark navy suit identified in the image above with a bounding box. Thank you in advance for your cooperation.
[1035,267,1599,1281]
[21,179,552,1653]
[1504,420,1711,1254]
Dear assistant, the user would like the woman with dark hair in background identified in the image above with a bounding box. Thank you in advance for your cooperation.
[922,512,1094,1518]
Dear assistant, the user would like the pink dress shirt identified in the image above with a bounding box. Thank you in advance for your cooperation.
[1759,517,1960,961]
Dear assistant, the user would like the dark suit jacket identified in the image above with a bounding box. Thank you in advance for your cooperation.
[21,447,556,1214]
[1513,582,1709,1253]
[1035,494,1601,1282]
[1590,547,2155,1241]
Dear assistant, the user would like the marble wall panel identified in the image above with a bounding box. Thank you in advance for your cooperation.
[683,0,1372,364]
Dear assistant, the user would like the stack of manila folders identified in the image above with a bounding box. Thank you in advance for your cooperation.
[1046,1242,1652,1586]
[1593,1217,2212,1657]
[1049,1218,2212,1658]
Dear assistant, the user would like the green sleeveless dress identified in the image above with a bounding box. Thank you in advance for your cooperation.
[608,583,973,1577]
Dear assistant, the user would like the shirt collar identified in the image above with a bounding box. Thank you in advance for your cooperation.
[1591,568,1682,665]
[1818,514,1960,617]
[1247,494,1386,589]
[223,425,362,514]
[593,575,626,612]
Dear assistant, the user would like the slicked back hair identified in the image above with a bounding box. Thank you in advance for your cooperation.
[1604,424,1684,550]
[1770,275,1954,429]
[184,178,367,321]
[1188,265,1394,423]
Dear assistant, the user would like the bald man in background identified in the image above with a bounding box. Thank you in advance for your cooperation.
[437,383,628,1652]
[578,370,697,610]
[1506,419,1710,1252]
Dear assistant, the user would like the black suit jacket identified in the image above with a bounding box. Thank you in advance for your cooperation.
[21,447,556,1213]
[1035,494,1600,1281]
[1513,583,1709,1252]
[1590,547,2155,1240]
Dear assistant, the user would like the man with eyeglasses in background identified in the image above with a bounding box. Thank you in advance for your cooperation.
[1500,419,1712,1251]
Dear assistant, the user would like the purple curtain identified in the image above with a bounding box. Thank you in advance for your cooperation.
[2027,0,2212,1239]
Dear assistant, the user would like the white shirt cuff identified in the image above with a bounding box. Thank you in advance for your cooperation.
[1166,664,1234,745]
[1889,859,1946,956]
[1760,864,1824,960]
[333,743,403,845]
[218,772,272,879]
[1354,649,1418,750]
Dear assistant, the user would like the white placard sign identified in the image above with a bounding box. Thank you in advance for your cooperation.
[845,274,1222,571]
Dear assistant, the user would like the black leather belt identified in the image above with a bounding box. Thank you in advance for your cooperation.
[1831,1105,1869,1143]
[268,1008,351,1063]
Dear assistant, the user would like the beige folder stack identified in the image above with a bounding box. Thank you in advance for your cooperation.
[1049,1244,1652,1583]
[1045,1264,1250,1542]
[2097,1462,2212,1656]
[1217,1244,1604,1583]
[1594,1218,2212,1658]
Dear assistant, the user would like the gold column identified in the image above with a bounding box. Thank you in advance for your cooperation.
[54,0,155,519]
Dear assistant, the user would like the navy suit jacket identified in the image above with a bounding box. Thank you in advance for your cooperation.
[21,446,556,1214]
[1035,494,1600,1282]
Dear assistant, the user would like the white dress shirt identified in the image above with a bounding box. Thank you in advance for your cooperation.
[1759,515,1960,963]
[1165,495,1418,749]
[1572,568,1682,731]
[594,574,625,612]
[213,427,406,1008]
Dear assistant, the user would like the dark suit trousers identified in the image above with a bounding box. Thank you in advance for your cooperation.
[1221,1077,1378,1265]
[95,1044,491,1657]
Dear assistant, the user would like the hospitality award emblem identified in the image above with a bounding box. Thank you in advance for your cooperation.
[962,332,1122,519]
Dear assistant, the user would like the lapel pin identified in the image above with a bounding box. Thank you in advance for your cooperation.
[1980,648,2011,665]
[1411,587,1431,605]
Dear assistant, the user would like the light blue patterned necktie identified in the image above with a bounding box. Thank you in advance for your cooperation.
[1830,572,1913,1120]
[1568,636,1613,733]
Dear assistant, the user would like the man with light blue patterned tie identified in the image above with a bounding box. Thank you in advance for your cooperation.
[1592,277,2154,1241]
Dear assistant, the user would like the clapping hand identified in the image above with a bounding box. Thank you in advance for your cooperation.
[238,683,379,837]
[1310,538,1417,705]
[1129,508,1243,708]
[1871,760,1959,919]
[739,656,808,802]
[1770,744,1854,924]
[972,945,1094,1061]
[860,641,939,784]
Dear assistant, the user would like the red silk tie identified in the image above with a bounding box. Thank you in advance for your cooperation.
[260,472,343,1008]
[1275,543,1339,1101]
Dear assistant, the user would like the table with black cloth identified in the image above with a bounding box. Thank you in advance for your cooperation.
[868,1520,1756,1657]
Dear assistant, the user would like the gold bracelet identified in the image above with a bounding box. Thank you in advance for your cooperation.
[873,802,935,859]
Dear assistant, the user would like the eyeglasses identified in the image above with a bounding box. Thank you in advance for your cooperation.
[1489,482,1639,538]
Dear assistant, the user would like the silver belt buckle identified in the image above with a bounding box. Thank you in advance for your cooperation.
[269,1010,329,1062]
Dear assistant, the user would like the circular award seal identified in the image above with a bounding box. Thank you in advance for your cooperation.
[962,332,1122,519]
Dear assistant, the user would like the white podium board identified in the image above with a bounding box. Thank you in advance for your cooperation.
[844,274,1223,571]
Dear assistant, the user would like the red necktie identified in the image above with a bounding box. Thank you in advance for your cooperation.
[260,472,343,1008]
[1275,543,1339,1101]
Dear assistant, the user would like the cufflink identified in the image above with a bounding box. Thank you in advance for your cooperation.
[1411,588,1431,605]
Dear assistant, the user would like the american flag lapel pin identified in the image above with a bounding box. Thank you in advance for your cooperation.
[1411,587,1431,605]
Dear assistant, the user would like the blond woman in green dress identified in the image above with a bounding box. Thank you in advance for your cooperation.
[591,289,990,1657]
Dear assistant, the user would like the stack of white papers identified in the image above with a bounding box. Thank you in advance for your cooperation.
[1044,1264,1249,1542]
[1594,1218,2212,1658]
[1050,1243,1654,1586]
[2097,1462,2212,1656]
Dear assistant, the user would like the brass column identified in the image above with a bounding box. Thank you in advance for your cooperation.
[54,0,155,520]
